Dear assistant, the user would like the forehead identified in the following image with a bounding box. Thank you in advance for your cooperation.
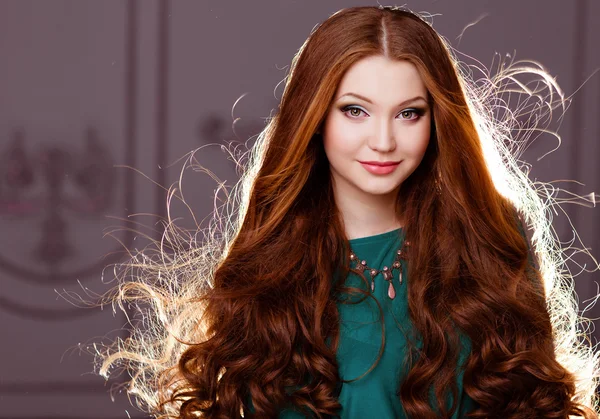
[335,56,427,101]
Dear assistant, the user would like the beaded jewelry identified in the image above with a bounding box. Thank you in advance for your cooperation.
[349,240,410,300]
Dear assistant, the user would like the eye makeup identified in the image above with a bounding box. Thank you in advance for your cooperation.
[339,104,427,120]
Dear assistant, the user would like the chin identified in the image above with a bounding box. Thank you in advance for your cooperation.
[357,184,403,196]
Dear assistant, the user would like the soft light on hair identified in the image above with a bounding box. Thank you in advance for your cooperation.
[87,6,599,418]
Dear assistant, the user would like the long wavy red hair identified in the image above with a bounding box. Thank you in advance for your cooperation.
[96,6,600,419]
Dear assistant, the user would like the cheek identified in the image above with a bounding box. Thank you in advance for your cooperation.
[323,122,360,157]
[400,127,431,157]
[323,137,353,167]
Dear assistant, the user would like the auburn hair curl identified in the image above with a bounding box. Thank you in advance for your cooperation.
[95,6,600,419]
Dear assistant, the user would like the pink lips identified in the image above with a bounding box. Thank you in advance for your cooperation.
[359,160,401,175]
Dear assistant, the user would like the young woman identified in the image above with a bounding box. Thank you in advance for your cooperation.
[97,6,600,418]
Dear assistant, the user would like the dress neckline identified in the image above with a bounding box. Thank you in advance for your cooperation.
[348,227,404,246]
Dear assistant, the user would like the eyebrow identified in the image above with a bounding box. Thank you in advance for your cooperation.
[337,93,428,107]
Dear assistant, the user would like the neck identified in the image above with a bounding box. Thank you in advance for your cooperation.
[334,186,403,240]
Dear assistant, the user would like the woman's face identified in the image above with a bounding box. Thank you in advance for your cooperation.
[322,55,431,200]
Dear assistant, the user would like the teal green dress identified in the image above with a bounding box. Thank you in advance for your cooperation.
[276,227,478,418]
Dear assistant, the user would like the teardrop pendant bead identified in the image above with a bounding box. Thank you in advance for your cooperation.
[388,281,396,299]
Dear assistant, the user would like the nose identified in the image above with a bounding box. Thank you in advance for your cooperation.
[367,119,396,152]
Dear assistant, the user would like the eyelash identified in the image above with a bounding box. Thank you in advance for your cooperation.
[340,105,425,121]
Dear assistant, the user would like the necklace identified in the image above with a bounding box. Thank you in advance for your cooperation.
[349,240,410,300]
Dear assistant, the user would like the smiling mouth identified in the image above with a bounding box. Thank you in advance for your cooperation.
[359,161,401,175]
[358,161,401,167]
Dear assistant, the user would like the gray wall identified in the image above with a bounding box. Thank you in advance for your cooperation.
[0,0,598,417]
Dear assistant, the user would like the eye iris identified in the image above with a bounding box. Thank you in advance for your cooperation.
[350,108,361,117]
[402,111,413,119]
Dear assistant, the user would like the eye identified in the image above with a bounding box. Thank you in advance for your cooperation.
[399,109,422,120]
[341,105,367,118]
